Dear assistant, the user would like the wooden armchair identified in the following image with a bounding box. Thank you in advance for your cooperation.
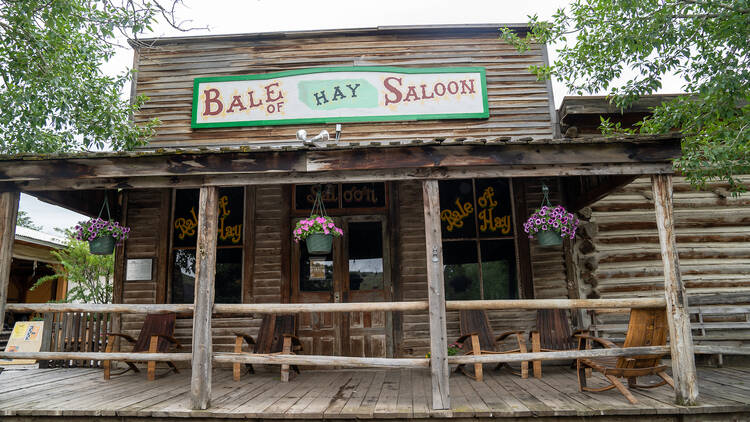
[529,309,585,378]
[575,308,674,404]
[233,314,303,382]
[103,313,181,381]
[455,309,530,381]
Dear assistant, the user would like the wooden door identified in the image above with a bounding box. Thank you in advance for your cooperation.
[292,216,391,358]
[291,235,342,357]
[341,216,392,358]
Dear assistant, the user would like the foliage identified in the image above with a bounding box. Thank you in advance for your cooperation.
[523,205,579,239]
[32,232,113,304]
[0,0,196,154]
[74,217,130,243]
[16,210,42,231]
[293,215,344,242]
[425,342,463,358]
[501,1,750,192]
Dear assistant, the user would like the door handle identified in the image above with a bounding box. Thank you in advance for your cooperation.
[334,292,341,303]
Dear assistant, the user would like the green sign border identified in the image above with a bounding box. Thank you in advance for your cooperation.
[191,66,489,129]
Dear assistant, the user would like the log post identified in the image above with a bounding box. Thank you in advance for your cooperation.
[421,180,450,410]
[651,174,698,405]
[0,191,19,331]
[190,186,219,410]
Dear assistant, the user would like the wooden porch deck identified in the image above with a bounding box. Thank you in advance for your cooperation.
[1,365,750,421]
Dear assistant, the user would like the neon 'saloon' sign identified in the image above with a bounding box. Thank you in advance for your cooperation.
[192,66,488,128]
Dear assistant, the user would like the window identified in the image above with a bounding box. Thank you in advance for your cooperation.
[439,179,517,300]
[170,187,244,304]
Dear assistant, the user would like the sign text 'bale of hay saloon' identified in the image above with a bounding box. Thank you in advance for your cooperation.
[192,66,488,128]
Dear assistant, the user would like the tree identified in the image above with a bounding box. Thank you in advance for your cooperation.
[0,0,195,154]
[16,210,42,231]
[502,1,750,192]
[32,232,114,304]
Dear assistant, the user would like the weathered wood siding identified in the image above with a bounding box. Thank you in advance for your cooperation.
[574,176,750,348]
[133,28,554,149]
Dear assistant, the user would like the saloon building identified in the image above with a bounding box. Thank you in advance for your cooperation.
[1,25,748,421]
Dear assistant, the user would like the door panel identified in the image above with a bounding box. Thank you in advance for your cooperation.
[292,216,391,358]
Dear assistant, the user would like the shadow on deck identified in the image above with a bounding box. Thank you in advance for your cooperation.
[2,365,750,421]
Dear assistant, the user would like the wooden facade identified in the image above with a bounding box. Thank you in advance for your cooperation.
[0,26,721,418]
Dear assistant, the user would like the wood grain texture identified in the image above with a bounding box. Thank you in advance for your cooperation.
[0,191,19,330]
[651,174,698,406]
[133,29,555,148]
[421,180,450,410]
[190,186,219,409]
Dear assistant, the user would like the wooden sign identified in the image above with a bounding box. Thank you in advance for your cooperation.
[1,321,44,366]
[192,66,488,128]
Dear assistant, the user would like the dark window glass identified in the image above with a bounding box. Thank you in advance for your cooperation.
[439,180,476,239]
[171,187,244,304]
[443,241,480,300]
[481,240,517,300]
[341,183,386,209]
[475,179,514,237]
[294,184,338,211]
[171,248,242,304]
[348,222,384,291]
[299,246,333,292]
[173,187,244,247]
[439,178,518,300]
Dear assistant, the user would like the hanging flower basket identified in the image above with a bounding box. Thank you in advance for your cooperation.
[523,184,579,247]
[293,187,343,256]
[74,195,130,255]
[294,215,343,255]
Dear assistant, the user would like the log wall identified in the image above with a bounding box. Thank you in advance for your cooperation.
[133,28,555,149]
[574,175,750,348]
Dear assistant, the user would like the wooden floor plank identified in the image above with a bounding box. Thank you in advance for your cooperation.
[2,365,750,419]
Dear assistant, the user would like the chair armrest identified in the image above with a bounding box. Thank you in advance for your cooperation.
[282,333,303,350]
[456,333,476,344]
[104,333,136,343]
[154,334,182,349]
[574,333,618,349]
[233,332,256,346]
[496,330,525,342]
[573,329,589,336]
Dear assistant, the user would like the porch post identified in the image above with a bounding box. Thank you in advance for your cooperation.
[0,192,19,331]
[421,180,450,410]
[651,174,698,405]
[190,186,219,410]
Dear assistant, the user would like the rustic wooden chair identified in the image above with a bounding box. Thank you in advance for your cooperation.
[102,313,181,381]
[233,314,303,382]
[575,308,674,404]
[529,309,584,378]
[455,309,530,381]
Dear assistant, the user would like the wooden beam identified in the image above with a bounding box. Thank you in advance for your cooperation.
[6,303,195,313]
[214,353,428,368]
[421,180,450,410]
[0,351,191,361]
[445,298,665,310]
[213,301,428,313]
[652,174,698,406]
[190,186,219,410]
[0,191,19,330]
[448,345,670,364]
[2,163,676,192]
[511,179,534,299]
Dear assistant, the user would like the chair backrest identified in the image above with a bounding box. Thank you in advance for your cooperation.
[133,313,176,353]
[537,309,576,351]
[255,314,297,354]
[459,310,495,351]
[618,308,668,369]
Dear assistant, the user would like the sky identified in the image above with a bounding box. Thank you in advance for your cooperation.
[21,0,688,234]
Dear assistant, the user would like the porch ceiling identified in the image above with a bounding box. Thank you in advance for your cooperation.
[0,134,681,193]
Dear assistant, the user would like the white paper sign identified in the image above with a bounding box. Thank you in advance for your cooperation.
[126,258,153,281]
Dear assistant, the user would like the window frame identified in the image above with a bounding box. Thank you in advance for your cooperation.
[440,178,521,300]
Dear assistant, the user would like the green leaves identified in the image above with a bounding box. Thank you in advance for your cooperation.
[0,0,163,154]
[502,0,750,192]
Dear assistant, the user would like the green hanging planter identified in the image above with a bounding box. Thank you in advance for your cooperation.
[89,236,116,255]
[536,229,563,247]
[306,233,333,255]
